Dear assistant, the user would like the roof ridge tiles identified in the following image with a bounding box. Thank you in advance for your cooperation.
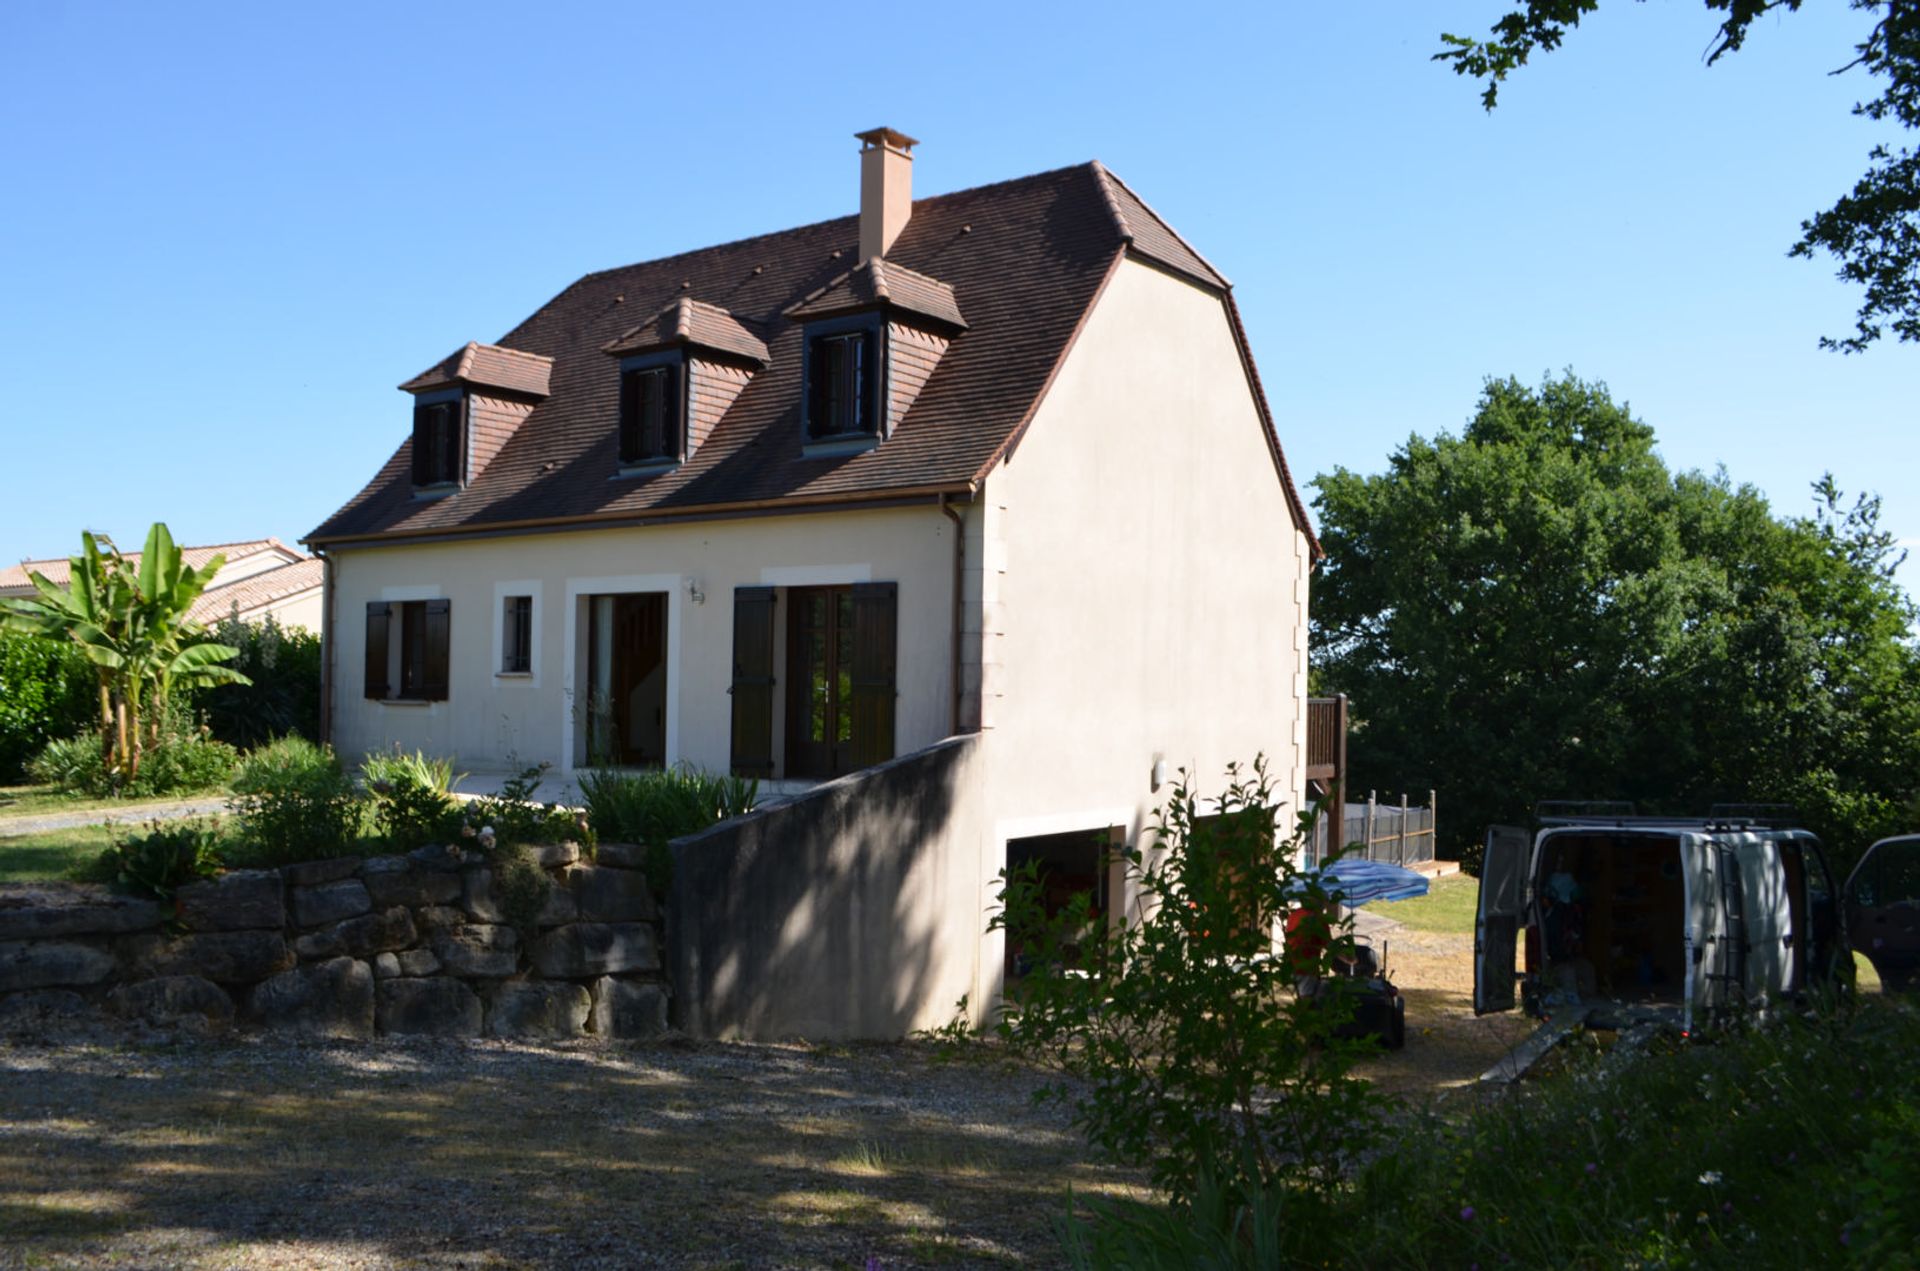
[1089,161,1231,291]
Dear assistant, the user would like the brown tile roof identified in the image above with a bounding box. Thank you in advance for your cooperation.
[188,557,325,624]
[784,257,967,331]
[602,298,770,365]
[0,538,303,593]
[308,162,1317,555]
[398,342,554,398]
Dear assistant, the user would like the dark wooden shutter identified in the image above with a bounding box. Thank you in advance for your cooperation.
[422,598,451,701]
[662,361,683,459]
[729,587,777,776]
[364,601,391,700]
[618,369,641,463]
[410,403,432,485]
[849,582,897,769]
[855,328,879,435]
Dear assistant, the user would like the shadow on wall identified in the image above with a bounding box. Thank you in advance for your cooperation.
[668,734,984,1041]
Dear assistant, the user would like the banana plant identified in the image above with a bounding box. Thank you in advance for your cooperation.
[2,524,248,786]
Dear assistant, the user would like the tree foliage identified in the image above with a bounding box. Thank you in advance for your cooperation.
[0,525,249,787]
[0,631,95,782]
[1440,1,1920,352]
[991,759,1380,1206]
[1311,372,1920,867]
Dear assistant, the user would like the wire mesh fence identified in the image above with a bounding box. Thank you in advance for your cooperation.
[1308,790,1437,868]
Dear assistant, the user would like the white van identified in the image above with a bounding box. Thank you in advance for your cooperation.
[1474,813,1848,1032]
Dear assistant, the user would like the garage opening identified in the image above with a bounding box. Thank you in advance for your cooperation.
[1003,828,1119,981]
[1535,832,1688,1003]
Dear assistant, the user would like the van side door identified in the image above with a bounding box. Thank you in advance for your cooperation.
[1475,825,1532,1014]
[1847,834,1920,993]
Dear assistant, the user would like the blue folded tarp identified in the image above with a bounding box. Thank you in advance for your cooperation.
[1299,857,1431,905]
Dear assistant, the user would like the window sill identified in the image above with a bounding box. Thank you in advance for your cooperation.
[372,697,440,707]
[613,458,680,479]
[802,433,881,459]
[412,482,459,501]
[495,671,534,680]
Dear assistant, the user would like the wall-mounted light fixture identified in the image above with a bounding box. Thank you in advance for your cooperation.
[685,576,706,606]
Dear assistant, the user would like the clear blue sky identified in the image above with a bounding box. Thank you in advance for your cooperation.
[2,2,1913,595]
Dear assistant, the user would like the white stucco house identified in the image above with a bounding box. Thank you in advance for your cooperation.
[307,129,1321,1037]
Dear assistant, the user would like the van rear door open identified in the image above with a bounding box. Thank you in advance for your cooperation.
[1475,825,1532,1014]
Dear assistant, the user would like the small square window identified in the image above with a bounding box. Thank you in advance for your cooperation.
[502,595,532,674]
[619,363,682,464]
[805,328,879,439]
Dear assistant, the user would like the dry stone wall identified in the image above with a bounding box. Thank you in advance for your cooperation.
[0,843,668,1042]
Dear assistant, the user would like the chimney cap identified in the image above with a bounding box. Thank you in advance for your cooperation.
[855,126,919,154]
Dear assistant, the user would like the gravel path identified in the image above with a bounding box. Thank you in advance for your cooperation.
[0,799,229,837]
[0,1034,1142,1270]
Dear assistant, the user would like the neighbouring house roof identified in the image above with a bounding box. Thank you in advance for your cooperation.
[187,556,325,624]
[0,537,305,595]
[398,341,555,398]
[308,161,1319,556]
[602,298,771,365]
[784,257,967,331]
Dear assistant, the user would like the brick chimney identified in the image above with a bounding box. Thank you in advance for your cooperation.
[856,127,917,261]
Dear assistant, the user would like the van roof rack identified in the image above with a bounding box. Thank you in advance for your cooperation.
[1707,803,1800,827]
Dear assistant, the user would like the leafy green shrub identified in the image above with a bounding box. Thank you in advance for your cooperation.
[190,614,322,748]
[0,630,95,782]
[225,735,363,867]
[993,758,1377,1207]
[27,708,236,799]
[579,765,757,892]
[491,845,554,930]
[456,762,591,855]
[94,817,225,901]
[360,746,461,850]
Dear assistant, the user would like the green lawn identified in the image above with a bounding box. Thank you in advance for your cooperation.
[1361,871,1478,934]
[0,823,117,883]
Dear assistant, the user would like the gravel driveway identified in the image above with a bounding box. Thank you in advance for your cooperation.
[0,1035,1142,1270]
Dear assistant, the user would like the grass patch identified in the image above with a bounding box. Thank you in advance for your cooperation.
[1362,871,1478,934]
[0,823,120,883]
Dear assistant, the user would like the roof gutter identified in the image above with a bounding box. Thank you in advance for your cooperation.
[304,483,977,553]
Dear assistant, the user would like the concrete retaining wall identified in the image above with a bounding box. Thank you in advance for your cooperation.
[668,734,988,1040]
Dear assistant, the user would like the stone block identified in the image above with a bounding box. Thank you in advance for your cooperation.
[249,957,374,1039]
[362,857,461,909]
[590,977,668,1039]
[280,857,363,887]
[487,980,589,1038]
[433,924,519,978]
[460,868,505,923]
[374,952,401,979]
[291,880,372,928]
[0,940,115,992]
[291,907,416,959]
[119,930,293,984]
[535,881,577,927]
[397,948,440,976]
[0,886,162,940]
[377,977,481,1037]
[415,905,466,931]
[592,841,648,871]
[530,923,659,978]
[173,870,284,932]
[408,843,469,872]
[108,975,234,1029]
[533,841,581,869]
[0,989,95,1035]
[570,866,658,923]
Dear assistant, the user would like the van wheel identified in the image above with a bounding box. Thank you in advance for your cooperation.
[1387,996,1407,1051]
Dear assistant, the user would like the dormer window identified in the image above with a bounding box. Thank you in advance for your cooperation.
[412,394,465,487]
[805,327,880,440]
[619,361,683,465]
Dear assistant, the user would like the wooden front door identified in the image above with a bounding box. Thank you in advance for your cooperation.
[588,592,667,767]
